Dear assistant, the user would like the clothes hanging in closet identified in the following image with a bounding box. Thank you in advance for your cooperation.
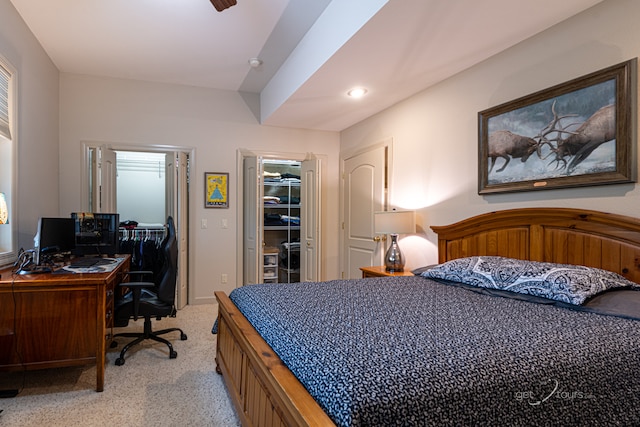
[119,227,167,275]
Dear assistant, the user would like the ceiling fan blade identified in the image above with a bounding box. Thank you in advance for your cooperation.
[210,0,237,12]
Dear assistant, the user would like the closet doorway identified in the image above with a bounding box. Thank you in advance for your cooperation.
[237,149,322,286]
[83,144,190,309]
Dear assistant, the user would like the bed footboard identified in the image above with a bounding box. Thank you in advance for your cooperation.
[215,291,335,427]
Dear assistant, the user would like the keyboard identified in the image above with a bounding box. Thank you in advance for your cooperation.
[68,257,116,269]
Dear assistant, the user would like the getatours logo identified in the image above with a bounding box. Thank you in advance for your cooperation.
[514,379,595,406]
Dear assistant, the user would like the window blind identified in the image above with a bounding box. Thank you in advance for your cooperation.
[0,63,10,141]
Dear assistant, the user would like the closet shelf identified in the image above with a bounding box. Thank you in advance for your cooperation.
[264,181,301,187]
[264,225,300,231]
[264,204,301,209]
[279,266,300,274]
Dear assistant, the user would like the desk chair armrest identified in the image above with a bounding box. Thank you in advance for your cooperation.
[128,270,154,281]
[119,281,154,290]
[118,281,155,320]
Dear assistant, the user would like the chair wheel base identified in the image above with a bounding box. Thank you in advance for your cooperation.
[115,357,125,366]
[181,333,188,340]
[170,350,177,359]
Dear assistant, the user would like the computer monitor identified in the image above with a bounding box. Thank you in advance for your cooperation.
[34,217,76,267]
[71,212,120,257]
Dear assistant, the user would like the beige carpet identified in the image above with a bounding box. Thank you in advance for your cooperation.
[0,304,240,427]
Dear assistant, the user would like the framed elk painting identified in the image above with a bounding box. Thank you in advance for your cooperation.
[478,58,636,194]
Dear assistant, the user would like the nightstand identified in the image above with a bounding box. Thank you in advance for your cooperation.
[360,265,415,278]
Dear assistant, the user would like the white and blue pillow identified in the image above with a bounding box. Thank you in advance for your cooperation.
[420,256,640,305]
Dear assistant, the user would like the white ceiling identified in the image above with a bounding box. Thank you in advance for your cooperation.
[9,0,603,131]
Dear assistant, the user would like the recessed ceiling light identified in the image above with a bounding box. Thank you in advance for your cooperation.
[347,87,368,98]
[248,58,262,68]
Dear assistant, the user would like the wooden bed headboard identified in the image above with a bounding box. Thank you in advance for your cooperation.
[430,208,640,283]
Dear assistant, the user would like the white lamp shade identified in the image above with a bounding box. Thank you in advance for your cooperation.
[374,210,416,234]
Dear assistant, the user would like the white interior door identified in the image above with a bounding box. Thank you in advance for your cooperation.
[300,155,321,282]
[166,152,189,308]
[342,146,387,279]
[165,153,176,221]
[92,145,117,213]
[176,152,188,308]
[243,156,262,285]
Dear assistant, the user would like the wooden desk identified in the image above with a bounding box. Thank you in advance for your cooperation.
[0,256,130,392]
[360,265,415,278]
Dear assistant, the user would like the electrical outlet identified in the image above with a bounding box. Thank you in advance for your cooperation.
[221,273,228,284]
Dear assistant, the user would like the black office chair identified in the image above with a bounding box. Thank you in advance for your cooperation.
[112,216,187,365]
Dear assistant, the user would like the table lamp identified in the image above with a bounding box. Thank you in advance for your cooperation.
[374,210,416,272]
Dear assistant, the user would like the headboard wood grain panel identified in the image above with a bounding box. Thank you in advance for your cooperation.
[431,208,640,283]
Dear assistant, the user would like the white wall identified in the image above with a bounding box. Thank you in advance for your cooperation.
[59,74,340,302]
[0,1,60,251]
[116,152,166,225]
[340,0,640,271]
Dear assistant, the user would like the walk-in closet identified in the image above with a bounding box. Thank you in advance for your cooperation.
[85,145,190,307]
[242,154,321,285]
[263,160,302,283]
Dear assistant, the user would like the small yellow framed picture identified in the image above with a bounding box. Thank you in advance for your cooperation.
[205,172,229,208]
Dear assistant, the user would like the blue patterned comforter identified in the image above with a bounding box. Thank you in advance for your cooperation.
[226,276,640,426]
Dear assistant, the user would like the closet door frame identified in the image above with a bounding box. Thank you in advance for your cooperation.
[81,141,195,307]
[236,149,324,287]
